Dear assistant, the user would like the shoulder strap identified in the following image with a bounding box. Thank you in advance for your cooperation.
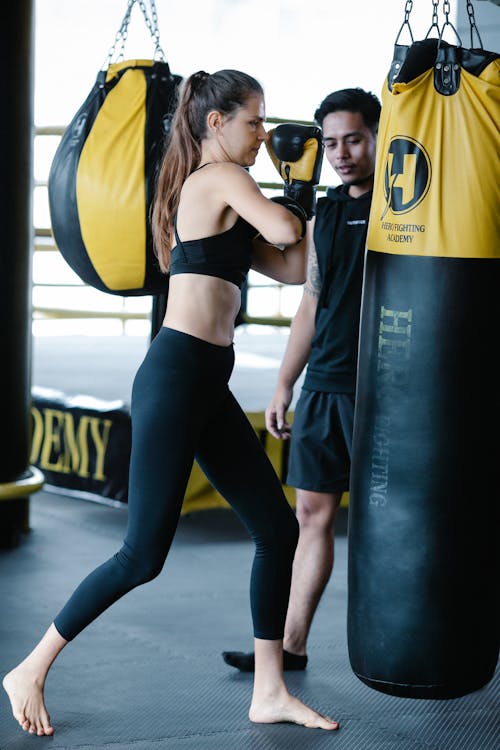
[173,213,187,260]
[191,162,215,173]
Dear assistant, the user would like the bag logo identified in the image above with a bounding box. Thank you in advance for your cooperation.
[382,136,431,218]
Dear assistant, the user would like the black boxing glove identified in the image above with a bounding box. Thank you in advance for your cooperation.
[266,123,324,219]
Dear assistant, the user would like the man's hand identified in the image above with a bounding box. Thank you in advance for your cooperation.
[265,384,293,439]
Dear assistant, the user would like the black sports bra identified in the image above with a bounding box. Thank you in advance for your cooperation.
[169,162,254,289]
[170,216,254,289]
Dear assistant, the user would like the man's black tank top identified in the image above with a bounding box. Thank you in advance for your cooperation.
[169,163,254,289]
[302,184,372,394]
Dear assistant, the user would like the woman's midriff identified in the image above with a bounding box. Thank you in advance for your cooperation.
[163,274,242,346]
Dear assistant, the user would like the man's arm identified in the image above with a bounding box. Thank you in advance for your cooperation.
[265,220,321,439]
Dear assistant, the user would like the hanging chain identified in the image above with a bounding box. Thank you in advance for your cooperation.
[104,0,166,68]
[466,0,483,48]
[442,0,452,25]
[425,0,441,39]
[136,0,166,60]
[105,0,135,66]
[439,0,462,46]
[395,0,415,45]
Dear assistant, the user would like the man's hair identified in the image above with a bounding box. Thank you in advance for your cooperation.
[314,88,381,132]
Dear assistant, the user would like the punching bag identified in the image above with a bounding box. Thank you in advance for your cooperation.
[348,28,500,698]
[48,0,181,296]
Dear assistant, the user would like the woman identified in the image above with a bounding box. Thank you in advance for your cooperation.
[3,69,339,735]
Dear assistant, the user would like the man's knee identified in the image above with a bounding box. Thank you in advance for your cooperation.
[295,490,342,531]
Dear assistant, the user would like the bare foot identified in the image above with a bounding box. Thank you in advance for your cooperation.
[249,688,339,730]
[3,666,54,736]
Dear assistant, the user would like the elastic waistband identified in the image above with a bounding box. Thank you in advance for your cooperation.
[159,326,234,353]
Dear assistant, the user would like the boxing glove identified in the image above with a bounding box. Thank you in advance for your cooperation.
[266,123,324,219]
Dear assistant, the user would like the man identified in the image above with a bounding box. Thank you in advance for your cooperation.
[222,87,381,671]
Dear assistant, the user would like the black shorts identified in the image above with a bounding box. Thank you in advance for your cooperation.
[286,389,354,493]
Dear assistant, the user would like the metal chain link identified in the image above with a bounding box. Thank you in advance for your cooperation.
[425,0,441,39]
[395,0,415,44]
[466,0,484,48]
[104,0,166,68]
[136,0,166,60]
[439,0,462,46]
[105,0,135,66]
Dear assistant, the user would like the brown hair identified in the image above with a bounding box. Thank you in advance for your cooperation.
[151,69,263,273]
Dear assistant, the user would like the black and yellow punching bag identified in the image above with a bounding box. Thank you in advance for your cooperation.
[48,0,181,296]
[347,24,500,699]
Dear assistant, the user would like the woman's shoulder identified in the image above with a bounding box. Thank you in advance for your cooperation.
[183,162,245,193]
[189,163,258,203]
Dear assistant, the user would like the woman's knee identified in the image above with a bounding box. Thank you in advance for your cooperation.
[284,510,300,552]
[256,509,298,560]
[114,547,165,588]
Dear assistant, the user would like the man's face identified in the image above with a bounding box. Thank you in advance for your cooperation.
[322,110,377,196]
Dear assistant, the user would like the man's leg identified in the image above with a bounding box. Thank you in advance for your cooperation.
[223,389,352,671]
[222,487,342,671]
[283,488,342,656]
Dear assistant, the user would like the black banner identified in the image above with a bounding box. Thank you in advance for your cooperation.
[31,387,131,504]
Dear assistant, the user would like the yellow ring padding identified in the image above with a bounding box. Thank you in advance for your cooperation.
[0,466,45,500]
[76,68,147,290]
[368,59,500,258]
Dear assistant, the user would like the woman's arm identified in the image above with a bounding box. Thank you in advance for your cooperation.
[217,164,310,283]
[250,219,312,284]
[219,163,304,247]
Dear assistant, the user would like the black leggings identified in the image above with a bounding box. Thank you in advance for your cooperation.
[54,327,299,641]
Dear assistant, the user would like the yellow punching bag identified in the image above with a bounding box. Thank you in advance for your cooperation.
[348,23,500,699]
[48,1,181,296]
